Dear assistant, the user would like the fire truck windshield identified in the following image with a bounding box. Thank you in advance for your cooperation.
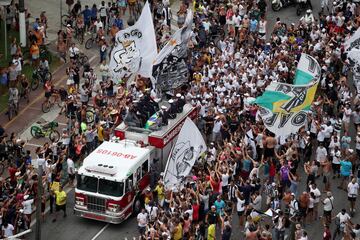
[98,179,124,197]
[77,175,125,197]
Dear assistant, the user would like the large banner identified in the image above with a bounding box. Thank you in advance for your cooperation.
[254,54,320,137]
[294,54,321,85]
[163,117,206,190]
[344,28,360,52]
[109,1,157,79]
[345,29,360,82]
[152,10,193,92]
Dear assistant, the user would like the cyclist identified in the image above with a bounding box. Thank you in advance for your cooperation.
[75,15,85,41]
[39,58,49,73]
[68,43,80,64]
[8,83,19,113]
[19,74,30,102]
[65,24,74,47]
[43,79,53,106]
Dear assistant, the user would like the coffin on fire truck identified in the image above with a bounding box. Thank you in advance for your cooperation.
[74,104,197,223]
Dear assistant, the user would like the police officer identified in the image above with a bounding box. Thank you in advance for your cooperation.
[159,105,169,126]
[168,99,177,119]
[176,93,186,113]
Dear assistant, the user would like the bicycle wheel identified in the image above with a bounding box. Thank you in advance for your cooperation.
[85,38,94,49]
[49,130,60,142]
[8,105,14,121]
[31,77,40,91]
[86,110,95,124]
[41,101,51,113]
[44,72,52,81]
[30,126,42,138]
[61,14,70,27]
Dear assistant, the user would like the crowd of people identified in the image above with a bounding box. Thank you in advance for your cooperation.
[1,0,360,239]
[134,0,360,239]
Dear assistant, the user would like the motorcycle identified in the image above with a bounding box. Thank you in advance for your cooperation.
[296,0,312,16]
[272,0,296,11]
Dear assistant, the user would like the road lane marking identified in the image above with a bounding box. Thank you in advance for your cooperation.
[4,55,98,129]
[25,142,43,147]
[90,223,110,240]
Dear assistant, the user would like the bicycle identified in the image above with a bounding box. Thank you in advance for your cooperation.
[41,93,62,113]
[19,85,30,103]
[7,100,18,121]
[31,68,52,91]
[74,52,89,68]
[23,45,53,64]
[75,26,85,44]
[30,121,60,142]
[85,32,97,49]
[61,14,71,27]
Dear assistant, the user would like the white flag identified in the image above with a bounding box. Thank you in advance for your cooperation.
[152,10,193,91]
[164,117,206,190]
[109,1,157,80]
[344,28,360,51]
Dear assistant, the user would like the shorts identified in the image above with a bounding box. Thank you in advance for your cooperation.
[348,196,357,202]
[69,173,75,181]
[237,211,244,216]
[299,207,307,217]
[138,226,146,235]
[128,1,136,6]
[45,92,52,98]
[56,204,66,212]
[323,210,332,216]
[264,148,275,158]
[307,207,313,213]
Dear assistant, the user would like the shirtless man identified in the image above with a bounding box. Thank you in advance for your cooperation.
[321,158,332,192]
[263,131,277,162]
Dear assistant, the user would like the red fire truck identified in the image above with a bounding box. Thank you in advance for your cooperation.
[74,104,197,223]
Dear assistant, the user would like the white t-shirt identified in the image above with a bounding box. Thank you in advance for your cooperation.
[323,197,334,211]
[145,205,158,221]
[137,212,148,227]
[212,120,223,133]
[2,224,14,237]
[67,158,75,175]
[317,129,326,142]
[22,199,34,214]
[310,188,321,203]
[308,198,314,208]
[69,47,80,57]
[221,173,230,186]
[336,212,351,224]
[236,197,245,212]
[316,147,327,162]
[95,21,104,32]
[12,58,22,72]
[348,182,359,197]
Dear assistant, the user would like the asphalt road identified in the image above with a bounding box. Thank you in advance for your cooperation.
[23,0,360,240]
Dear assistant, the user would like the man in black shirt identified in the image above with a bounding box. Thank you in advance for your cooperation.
[205,205,218,225]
